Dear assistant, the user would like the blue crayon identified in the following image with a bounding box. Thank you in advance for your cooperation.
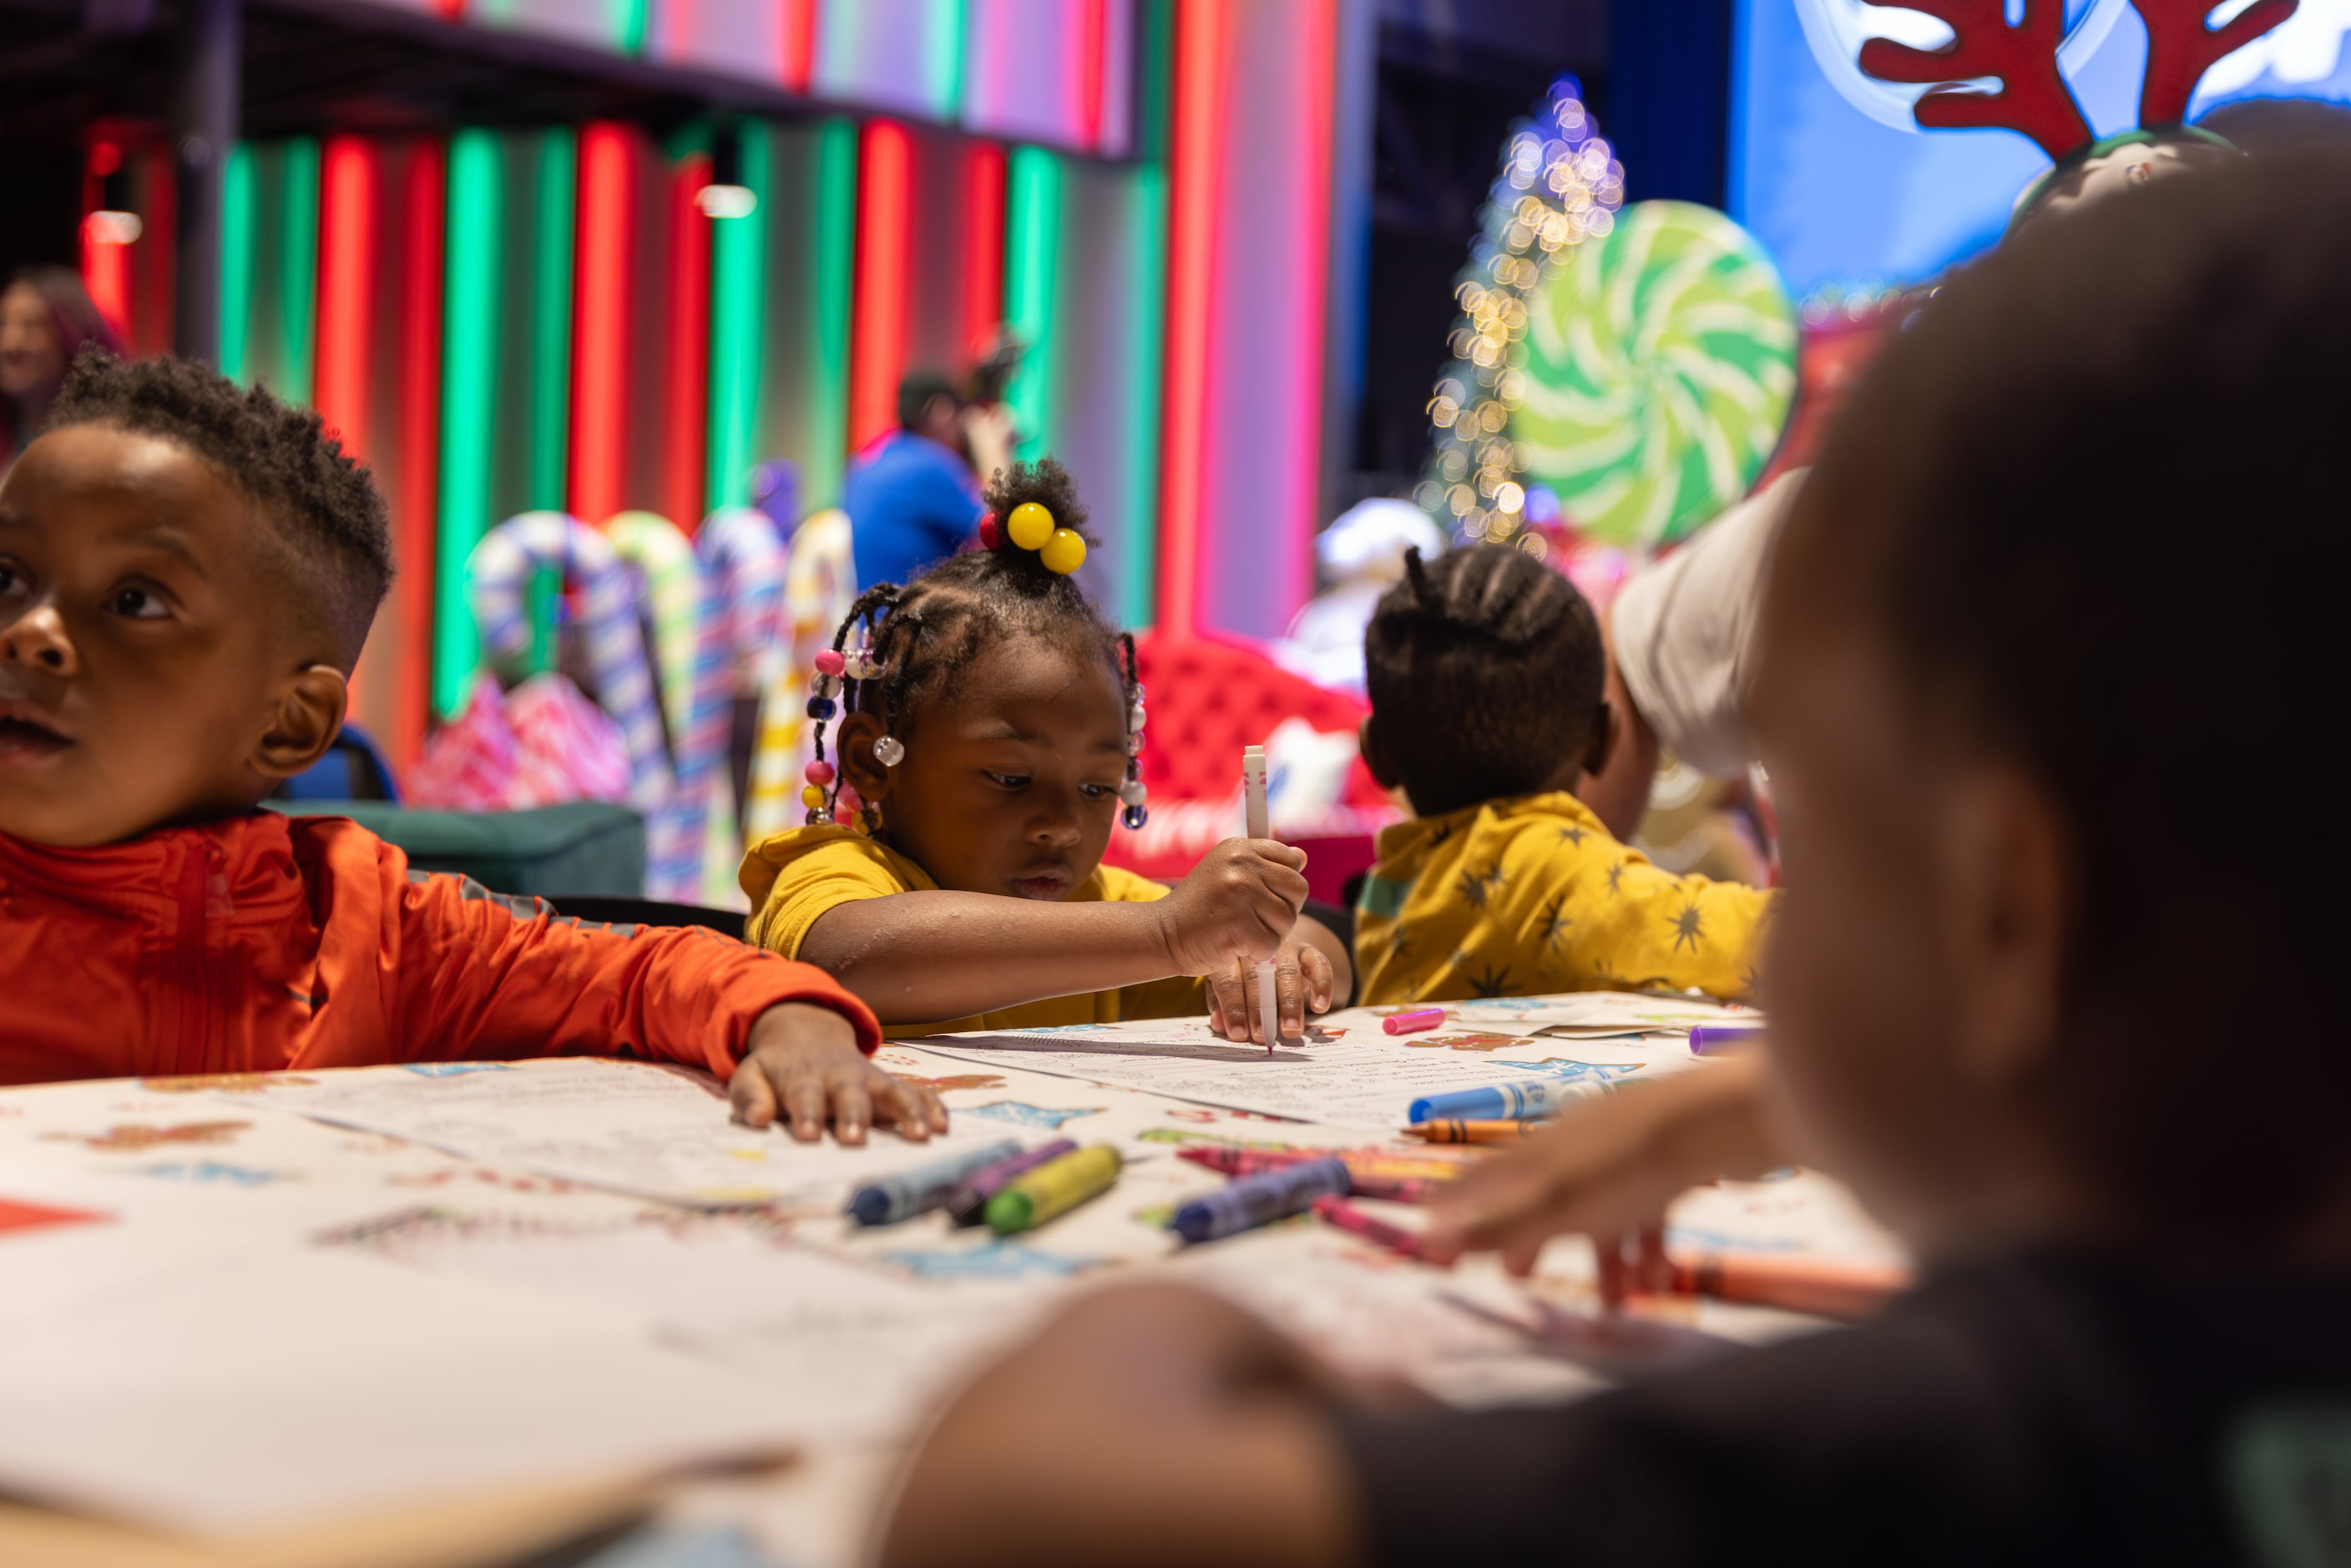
[1408,1080,1580,1124]
[1688,1024,1765,1056]
[1171,1157,1351,1244]
[848,1139,1023,1227]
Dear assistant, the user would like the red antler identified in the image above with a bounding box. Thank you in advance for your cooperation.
[2130,0,2301,124]
[1857,0,2094,162]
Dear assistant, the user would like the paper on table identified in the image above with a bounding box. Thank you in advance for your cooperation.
[910,1006,1701,1131]
[0,1244,805,1539]
[242,1059,1038,1210]
[1448,992,1760,1032]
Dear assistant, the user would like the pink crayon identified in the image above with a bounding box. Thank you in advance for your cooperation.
[1382,1007,1447,1035]
[1312,1196,1450,1266]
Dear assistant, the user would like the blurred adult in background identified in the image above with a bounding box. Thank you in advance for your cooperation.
[0,268,122,473]
[844,370,986,592]
[1271,498,1447,694]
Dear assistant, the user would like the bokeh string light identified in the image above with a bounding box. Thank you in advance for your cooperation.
[1415,74,1623,554]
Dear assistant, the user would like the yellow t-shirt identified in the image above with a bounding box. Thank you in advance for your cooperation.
[1353,791,1771,1006]
[739,825,1207,1038]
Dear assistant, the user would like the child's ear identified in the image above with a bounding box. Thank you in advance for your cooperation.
[252,665,349,780]
[1582,701,1615,777]
[1358,714,1399,790]
[837,710,892,803]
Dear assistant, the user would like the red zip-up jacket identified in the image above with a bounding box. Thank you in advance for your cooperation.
[0,812,881,1086]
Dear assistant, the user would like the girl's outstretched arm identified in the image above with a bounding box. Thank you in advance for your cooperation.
[800,838,1310,1025]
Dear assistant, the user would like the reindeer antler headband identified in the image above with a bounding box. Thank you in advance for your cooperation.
[1857,0,2302,162]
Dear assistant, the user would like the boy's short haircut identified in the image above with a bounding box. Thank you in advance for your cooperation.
[47,350,393,670]
[1363,544,1603,817]
[896,370,962,430]
[1805,151,2351,1241]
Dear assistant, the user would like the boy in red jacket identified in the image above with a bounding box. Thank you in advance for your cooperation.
[0,352,940,1145]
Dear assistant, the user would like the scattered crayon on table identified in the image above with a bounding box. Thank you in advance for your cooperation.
[1176,1144,1472,1186]
[1382,1007,1447,1036]
[1342,1171,1445,1204]
[1661,1254,1910,1321]
[986,1145,1124,1234]
[1410,1080,1598,1123]
[1312,1195,1447,1265]
[848,1138,1023,1226]
[1172,1157,1351,1243]
[1403,1118,1545,1146]
[1687,1024,1766,1055]
[945,1138,1077,1227]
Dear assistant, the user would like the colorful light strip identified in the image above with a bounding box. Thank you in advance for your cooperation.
[1120,0,1174,630]
[435,129,502,719]
[393,139,447,770]
[570,121,635,525]
[848,118,913,454]
[1281,0,1339,617]
[1004,144,1060,463]
[781,0,819,91]
[806,118,858,508]
[964,139,1006,360]
[927,0,968,121]
[530,127,577,513]
[1074,0,1109,149]
[1157,0,1229,633]
[219,144,253,382]
[315,134,378,463]
[276,136,321,408]
[664,148,712,533]
[707,121,771,512]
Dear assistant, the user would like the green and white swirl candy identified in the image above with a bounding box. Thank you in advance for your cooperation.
[1516,200,1797,549]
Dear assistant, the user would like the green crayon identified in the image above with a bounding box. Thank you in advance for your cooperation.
[985,1145,1124,1234]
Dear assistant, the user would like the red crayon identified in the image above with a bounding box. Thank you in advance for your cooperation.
[1662,1255,1912,1323]
[1312,1196,1449,1266]
[1342,1171,1443,1204]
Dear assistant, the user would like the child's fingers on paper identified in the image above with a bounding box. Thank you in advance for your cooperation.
[870,1072,943,1138]
[828,1073,874,1144]
[1277,953,1305,1039]
[1210,963,1253,1043]
[781,1075,831,1143]
[1300,944,1335,1014]
[730,1064,780,1130]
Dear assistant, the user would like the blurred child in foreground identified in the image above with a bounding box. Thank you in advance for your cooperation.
[877,156,2351,1566]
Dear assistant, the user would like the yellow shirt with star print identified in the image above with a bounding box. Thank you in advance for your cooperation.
[739,824,1208,1039]
[1352,790,1771,1005]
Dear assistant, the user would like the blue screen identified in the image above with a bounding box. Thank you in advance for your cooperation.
[1732,0,2351,299]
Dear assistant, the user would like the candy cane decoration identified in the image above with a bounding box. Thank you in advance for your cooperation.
[695,506,790,842]
[605,511,723,903]
[745,506,857,843]
[468,511,673,814]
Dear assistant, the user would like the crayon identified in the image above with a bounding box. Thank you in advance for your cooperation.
[1242,745,1280,1055]
[1402,1118,1543,1146]
[1173,1157,1351,1243]
[1382,1007,1447,1036]
[1408,1080,1591,1123]
[945,1138,1077,1227]
[1176,1146,1470,1185]
[1688,1024,1765,1056]
[986,1145,1124,1234]
[847,1138,1023,1226]
[1342,1171,1445,1204]
[1662,1255,1910,1322]
[1312,1196,1448,1266]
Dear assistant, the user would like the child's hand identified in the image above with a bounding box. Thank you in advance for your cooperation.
[728,1002,949,1145]
[1160,838,1312,977]
[1207,934,1338,1046]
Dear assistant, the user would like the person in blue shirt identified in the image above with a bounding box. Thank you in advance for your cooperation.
[845,372,986,590]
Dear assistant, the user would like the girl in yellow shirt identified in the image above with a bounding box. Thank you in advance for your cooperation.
[740,460,1350,1040]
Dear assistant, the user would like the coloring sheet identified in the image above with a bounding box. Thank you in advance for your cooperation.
[239,1057,1043,1211]
[911,1001,1708,1131]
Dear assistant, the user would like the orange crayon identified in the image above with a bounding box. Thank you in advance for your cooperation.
[1401,1118,1542,1145]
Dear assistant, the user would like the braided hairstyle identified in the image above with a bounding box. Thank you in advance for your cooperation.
[1363,543,1604,817]
[799,458,1149,830]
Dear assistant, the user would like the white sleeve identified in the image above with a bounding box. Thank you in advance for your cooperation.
[1607,468,1803,779]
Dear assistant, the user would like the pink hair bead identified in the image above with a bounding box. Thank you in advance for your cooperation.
[837,784,862,812]
[832,803,856,825]
[813,648,846,677]
[804,760,836,787]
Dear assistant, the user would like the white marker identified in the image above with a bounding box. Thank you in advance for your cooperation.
[1242,745,1280,1055]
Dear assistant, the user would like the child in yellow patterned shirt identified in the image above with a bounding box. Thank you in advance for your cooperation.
[1353,544,1769,1004]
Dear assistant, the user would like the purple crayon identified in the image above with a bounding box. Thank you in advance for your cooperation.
[1688,1024,1766,1056]
[1172,1157,1351,1244]
[946,1138,1077,1227]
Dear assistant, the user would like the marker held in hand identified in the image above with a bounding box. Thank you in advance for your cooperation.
[1242,745,1279,1055]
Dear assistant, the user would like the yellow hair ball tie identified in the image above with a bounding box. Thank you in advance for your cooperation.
[1040,528,1088,575]
[1006,502,1055,551]
[801,784,827,810]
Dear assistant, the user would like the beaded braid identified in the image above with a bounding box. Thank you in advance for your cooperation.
[799,582,904,827]
[1115,630,1149,830]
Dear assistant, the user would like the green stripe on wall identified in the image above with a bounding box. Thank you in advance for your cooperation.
[806,118,858,510]
[219,144,254,382]
[1005,145,1061,464]
[436,129,503,719]
[707,120,772,513]
[529,126,576,513]
[276,137,321,407]
[1122,0,1176,630]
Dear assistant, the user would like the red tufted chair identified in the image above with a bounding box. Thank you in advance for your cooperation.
[1098,630,1401,903]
